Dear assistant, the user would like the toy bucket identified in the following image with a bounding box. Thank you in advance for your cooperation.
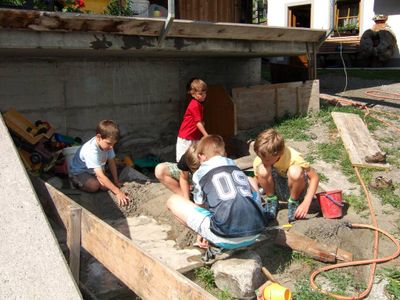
[62,146,80,176]
[263,282,292,300]
[317,190,344,219]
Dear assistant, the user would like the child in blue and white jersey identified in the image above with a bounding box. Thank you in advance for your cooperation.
[167,135,266,250]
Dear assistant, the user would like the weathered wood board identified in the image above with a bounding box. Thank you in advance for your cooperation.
[232,80,320,131]
[33,179,216,300]
[204,85,236,143]
[332,112,390,169]
[168,19,325,42]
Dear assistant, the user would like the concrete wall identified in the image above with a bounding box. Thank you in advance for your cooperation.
[0,57,261,160]
[268,0,400,62]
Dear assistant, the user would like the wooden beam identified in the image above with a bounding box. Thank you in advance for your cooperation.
[274,230,352,263]
[66,205,82,283]
[332,112,390,170]
[0,8,164,36]
[32,178,216,300]
[0,8,326,43]
[168,19,325,42]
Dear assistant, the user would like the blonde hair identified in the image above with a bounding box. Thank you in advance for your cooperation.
[254,128,285,158]
[96,120,120,142]
[188,79,207,95]
[197,135,225,159]
[185,144,200,173]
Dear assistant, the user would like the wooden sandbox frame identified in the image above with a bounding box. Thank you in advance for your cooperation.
[32,179,216,300]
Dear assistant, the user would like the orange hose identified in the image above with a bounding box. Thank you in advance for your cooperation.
[309,167,400,299]
[323,94,400,132]
[365,90,400,101]
[309,224,400,300]
[368,114,400,133]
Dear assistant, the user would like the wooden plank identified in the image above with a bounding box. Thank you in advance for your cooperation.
[168,19,325,42]
[332,112,390,169]
[33,179,216,300]
[276,87,298,118]
[204,85,236,143]
[274,230,353,263]
[0,9,164,36]
[232,80,320,131]
[232,88,276,130]
[209,0,218,22]
[66,206,82,284]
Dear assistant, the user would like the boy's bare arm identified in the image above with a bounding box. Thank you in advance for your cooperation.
[179,171,191,200]
[107,158,120,187]
[94,167,129,206]
[196,121,208,137]
[296,167,319,219]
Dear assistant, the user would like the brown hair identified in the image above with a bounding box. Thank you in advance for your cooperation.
[185,144,200,173]
[196,135,225,159]
[254,128,285,158]
[188,79,207,95]
[96,120,120,141]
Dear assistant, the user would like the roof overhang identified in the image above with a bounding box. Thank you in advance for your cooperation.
[0,8,327,58]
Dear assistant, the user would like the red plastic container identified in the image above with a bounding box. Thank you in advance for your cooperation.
[317,190,344,219]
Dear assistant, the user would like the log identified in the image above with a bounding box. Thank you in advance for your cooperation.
[274,230,353,263]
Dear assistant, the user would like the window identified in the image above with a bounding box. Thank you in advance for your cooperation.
[335,0,360,35]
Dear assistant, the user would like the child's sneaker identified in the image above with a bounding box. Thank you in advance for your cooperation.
[288,199,299,223]
[263,195,278,220]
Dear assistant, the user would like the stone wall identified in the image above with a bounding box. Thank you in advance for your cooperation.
[0,57,261,160]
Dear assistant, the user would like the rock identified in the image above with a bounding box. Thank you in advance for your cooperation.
[211,250,264,299]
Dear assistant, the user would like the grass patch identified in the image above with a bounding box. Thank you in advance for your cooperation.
[194,267,234,300]
[314,104,382,132]
[317,69,400,81]
[318,172,328,182]
[383,145,400,168]
[316,140,357,183]
[195,266,215,290]
[380,268,400,299]
[305,153,316,164]
[274,115,312,141]
[321,270,366,295]
[291,251,319,268]
[293,278,332,300]
[359,168,400,209]
[344,194,367,212]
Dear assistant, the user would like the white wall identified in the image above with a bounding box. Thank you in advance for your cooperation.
[268,0,400,61]
[268,0,332,29]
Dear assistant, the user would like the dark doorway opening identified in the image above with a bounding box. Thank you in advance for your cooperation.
[288,4,311,28]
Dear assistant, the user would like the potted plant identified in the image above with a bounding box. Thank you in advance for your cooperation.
[335,23,359,36]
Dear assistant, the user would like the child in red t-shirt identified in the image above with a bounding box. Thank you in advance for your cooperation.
[176,78,209,162]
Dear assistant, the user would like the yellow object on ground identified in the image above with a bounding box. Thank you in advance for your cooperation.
[264,224,292,231]
[84,0,110,13]
[263,282,291,300]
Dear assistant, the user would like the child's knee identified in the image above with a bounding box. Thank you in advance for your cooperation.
[256,164,271,178]
[155,163,167,180]
[287,165,304,181]
[82,179,101,192]
[167,194,180,211]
